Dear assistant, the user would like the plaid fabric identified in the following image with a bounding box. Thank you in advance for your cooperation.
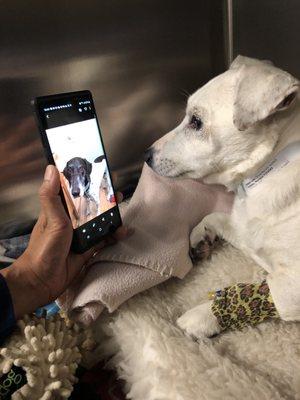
[0,234,30,259]
[0,219,36,240]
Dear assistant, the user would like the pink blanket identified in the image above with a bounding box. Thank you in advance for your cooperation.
[59,164,233,325]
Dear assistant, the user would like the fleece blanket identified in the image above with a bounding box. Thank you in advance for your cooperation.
[60,164,233,325]
[91,243,300,400]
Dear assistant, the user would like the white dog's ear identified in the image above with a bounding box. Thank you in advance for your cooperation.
[232,57,299,131]
[230,55,273,70]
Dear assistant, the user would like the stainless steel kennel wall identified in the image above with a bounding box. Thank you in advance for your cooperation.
[0,0,226,225]
[233,0,300,76]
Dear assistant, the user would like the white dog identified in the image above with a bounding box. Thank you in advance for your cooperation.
[146,55,300,338]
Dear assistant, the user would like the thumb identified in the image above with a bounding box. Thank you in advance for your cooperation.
[39,165,67,220]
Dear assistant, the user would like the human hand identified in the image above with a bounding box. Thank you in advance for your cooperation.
[1,165,129,318]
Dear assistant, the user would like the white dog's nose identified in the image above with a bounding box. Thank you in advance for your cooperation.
[144,147,154,167]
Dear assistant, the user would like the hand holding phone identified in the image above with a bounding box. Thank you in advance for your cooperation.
[2,165,128,319]
[33,91,122,253]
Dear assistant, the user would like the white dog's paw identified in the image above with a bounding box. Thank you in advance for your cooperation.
[177,301,222,339]
[189,223,220,263]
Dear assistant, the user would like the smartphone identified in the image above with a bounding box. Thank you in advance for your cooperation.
[32,90,122,253]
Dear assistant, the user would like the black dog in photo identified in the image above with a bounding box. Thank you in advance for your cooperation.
[63,157,92,198]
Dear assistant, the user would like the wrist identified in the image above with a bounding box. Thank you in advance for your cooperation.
[0,257,50,320]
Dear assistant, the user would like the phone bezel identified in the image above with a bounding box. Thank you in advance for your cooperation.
[32,90,122,253]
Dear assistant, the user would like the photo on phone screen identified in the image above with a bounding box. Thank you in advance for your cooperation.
[46,118,116,228]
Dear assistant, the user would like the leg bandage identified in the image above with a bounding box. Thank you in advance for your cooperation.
[211,280,279,331]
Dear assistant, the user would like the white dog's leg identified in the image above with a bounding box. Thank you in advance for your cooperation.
[177,301,222,339]
[190,212,232,247]
[190,212,234,262]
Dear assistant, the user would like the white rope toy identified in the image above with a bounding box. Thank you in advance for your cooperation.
[0,313,95,399]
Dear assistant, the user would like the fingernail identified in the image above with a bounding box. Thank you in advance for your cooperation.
[44,165,54,181]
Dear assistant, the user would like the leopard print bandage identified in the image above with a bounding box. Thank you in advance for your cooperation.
[211,280,279,331]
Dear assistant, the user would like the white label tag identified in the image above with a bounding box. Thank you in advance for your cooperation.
[242,157,289,191]
[239,141,300,195]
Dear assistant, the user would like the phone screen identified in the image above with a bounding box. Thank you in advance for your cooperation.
[35,92,120,241]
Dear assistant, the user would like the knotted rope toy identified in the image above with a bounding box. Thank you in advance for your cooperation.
[0,313,96,399]
[210,280,280,331]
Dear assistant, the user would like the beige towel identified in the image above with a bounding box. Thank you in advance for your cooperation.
[60,164,233,325]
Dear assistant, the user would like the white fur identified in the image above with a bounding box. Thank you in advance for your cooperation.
[92,245,300,400]
[150,56,300,338]
[177,300,222,338]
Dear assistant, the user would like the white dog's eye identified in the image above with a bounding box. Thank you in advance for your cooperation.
[189,115,202,130]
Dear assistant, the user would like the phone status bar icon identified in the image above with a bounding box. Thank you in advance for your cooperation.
[78,106,91,112]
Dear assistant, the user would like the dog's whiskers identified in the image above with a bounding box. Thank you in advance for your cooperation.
[180,89,191,99]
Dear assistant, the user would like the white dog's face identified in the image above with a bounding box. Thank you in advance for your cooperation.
[147,56,299,188]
